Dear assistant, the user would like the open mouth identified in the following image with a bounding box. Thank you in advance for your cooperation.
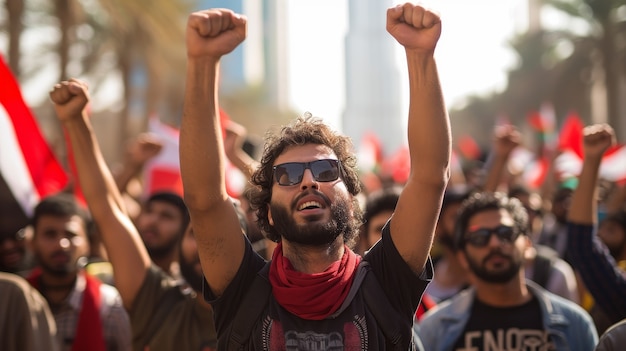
[298,201,322,211]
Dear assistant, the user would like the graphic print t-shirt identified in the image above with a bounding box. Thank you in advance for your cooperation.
[452,295,554,351]
[206,223,432,350]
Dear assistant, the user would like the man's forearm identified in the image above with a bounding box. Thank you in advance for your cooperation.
[567,222,626,323]
[180,59,228,208]
[63,115,126,216]
[568,156,602,224]
[406,51,450,180]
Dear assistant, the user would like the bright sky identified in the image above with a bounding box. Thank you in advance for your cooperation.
[287,0,528,132]
[5,0,528,132]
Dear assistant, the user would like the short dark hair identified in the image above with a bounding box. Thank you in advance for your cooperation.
[146,191,190,233]
[32,193,90,233]
[362,186,402,239]
[453,192,528,249]
[440,186,472,221]
[247,114,362,243]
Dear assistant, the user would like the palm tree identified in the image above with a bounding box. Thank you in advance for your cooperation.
[94,0,192,133]
[44,0,192,159]
[546,0,626,140]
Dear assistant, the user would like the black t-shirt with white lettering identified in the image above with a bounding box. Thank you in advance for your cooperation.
[452,295,555,351]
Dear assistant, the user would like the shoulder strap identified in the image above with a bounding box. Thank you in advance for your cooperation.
[228,262,272,351]
[141,284,185,348]
[360,261,415,350]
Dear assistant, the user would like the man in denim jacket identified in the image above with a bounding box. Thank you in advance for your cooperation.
[416,192,597,351]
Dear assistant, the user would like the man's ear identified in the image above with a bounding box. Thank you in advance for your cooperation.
[521,235,533,257]
[267,204,274,226]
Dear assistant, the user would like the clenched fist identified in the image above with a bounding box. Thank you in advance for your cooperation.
[387,3,441,53]
[49,79,90,123]
[186,8,247,60]
[582,124,615,159]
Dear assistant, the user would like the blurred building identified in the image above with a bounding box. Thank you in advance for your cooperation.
[343,0,403,155]
[196,0,288,110]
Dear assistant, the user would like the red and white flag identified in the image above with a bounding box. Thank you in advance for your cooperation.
[0,54,68,218]
[143,116,184,198]
[555,146,626,184]
[553,112,626,183]
[142,112,246,200]
[508,147,549,190]
[357,132,383,174]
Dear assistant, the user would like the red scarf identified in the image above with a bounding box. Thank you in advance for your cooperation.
[269,242,361,320]
[28,269,106,351]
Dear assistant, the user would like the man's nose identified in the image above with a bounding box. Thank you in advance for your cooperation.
[300,169,319,190]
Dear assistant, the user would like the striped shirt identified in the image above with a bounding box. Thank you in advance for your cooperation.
[567,222,626,323]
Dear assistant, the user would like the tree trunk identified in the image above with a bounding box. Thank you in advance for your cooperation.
[5,0,24,76]
[55,0,74,81]
[601,21,624,141]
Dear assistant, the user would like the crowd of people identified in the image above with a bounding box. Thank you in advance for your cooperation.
[1,3,626,351]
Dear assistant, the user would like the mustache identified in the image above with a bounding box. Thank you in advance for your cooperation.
[483,250,511,263]
[50,251,70,260]
[141,225,160,235]
[291,190,331,210]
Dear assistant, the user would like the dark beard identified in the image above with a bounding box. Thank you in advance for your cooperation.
[178,247,204,293]
[269,196,352,247]
[464,249,522,284]
[144,232,182,260]
[35,251,79,277]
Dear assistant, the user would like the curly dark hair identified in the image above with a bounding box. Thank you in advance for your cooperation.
[453,192,529,249]
[247,114,362,245]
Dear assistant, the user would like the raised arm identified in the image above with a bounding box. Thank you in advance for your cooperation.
[568,124,615,224]
[113,132,162,195]
[567,124,626,322]
[180,9,248,296]
[386,4,450,273]
[224,120,259,180]
[49,80,151,309]
[483,124,521,192]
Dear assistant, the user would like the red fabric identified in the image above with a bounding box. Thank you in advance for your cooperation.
[415,293,436,321]
[148,167,184,197]
[557,112,584,157]
[382,145,410,184]
[63,129,87,208]
[27,269,106,351]
[269,242,361,320]
[143,109,242,198]
[457,134,482,160]
[0,54,68,210]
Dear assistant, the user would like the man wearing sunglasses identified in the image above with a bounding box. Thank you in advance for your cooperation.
[417,192,597,351]
[181,3,449,350]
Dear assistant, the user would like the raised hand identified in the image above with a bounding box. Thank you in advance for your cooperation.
[49,79,90,122]
[223,121,246,157]
[493,124,521,157]
[583,123,615,159]
[125,133,163,166]
[386,3,441,53]
[186,8,247,60]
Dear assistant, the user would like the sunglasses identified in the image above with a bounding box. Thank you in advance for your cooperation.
[273,159,341,186]
[463,225,520,247]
